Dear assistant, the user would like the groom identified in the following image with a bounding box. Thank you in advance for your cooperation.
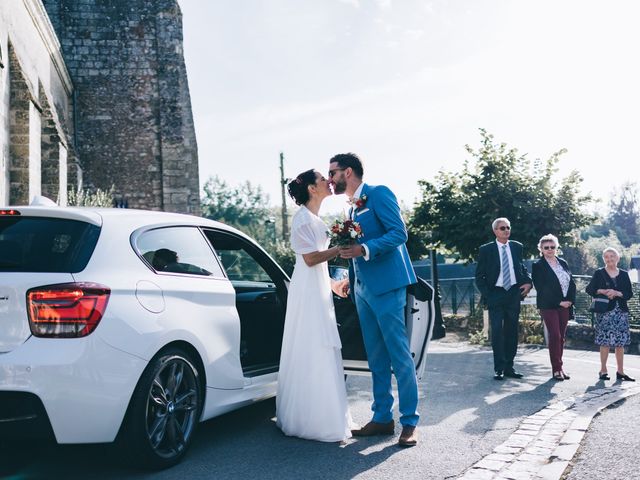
[329,152,419,447]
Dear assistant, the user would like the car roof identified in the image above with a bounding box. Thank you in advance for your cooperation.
[2,206,247,238]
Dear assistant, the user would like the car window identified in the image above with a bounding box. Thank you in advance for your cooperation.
[0,217,100,273]
[203,230,274,283]
[136,227,224,277]
[217,249,272,282]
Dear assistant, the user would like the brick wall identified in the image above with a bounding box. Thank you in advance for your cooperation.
[42,0,200,213]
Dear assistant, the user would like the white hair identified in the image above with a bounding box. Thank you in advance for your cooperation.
[537,234,559,253]
[492,217,510,230]
[602,247,620,258]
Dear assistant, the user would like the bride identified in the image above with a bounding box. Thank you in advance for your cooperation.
[276,168,354,442]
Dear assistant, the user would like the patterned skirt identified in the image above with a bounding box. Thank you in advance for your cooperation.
[594,305,631,347]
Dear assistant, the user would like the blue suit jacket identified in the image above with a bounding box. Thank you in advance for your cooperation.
[348,183,417,296]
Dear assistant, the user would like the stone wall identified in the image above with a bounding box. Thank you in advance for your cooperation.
[0,0,76,206]
[42,0,200,214]
[8,45,30,205]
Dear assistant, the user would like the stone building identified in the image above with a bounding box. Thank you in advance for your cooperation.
[0,0,199,214]
[0,0,75,207]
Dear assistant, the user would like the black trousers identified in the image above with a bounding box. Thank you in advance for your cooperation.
[487,286,521,372]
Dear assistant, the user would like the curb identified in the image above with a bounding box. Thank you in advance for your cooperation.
[458,383,640,480]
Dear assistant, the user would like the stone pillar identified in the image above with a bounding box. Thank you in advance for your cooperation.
[58,142,68,205]
[8,45,30,205]
[0,39,8,206]
[40,89,61,202]
[28,101,42,202]
[42,0,200,213]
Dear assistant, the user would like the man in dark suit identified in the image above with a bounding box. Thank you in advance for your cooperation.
[475,217,532,380]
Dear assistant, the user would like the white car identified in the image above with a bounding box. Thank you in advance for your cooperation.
[0,205,435,468]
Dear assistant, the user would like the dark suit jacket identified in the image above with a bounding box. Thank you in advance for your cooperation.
[531,257,576,309]
[585,268,633,312]
[475,240,532,307]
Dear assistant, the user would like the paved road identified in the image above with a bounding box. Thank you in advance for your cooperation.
[564,392,640,480]
[1,342,639,479]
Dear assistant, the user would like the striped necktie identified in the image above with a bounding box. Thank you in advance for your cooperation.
[501,244,512,290]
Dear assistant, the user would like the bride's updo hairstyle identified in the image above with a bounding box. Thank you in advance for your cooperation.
[287,169,317,206]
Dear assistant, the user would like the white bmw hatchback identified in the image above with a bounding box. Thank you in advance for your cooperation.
[0,205,435,468]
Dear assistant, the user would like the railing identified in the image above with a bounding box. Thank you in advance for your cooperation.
[438,275,640,328]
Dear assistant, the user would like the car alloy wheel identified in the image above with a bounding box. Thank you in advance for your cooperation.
[124,348,202,469]
[145,355,199,459]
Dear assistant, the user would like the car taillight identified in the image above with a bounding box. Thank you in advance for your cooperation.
[0,209,20,215]
[27,283,110,338]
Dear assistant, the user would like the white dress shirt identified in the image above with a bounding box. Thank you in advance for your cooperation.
[495,240,516,288]
[350,183,370,261]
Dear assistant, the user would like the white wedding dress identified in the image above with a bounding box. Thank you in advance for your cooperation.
[276,206,353,442]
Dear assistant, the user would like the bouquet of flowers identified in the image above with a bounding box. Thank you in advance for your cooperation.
[329,219,363,246]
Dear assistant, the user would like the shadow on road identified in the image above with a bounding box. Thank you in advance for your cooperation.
[423,348,557,435]
[0,396,406,480]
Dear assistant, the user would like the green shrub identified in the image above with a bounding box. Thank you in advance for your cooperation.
[469,330,490,346]
[67,186,114,207]
[519,319,544,344]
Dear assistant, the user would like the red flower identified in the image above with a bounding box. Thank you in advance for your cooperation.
[328,219,363,246]
[350,194,368,209]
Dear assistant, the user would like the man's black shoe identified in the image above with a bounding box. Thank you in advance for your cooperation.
[504,369,523,379]
[494,371,504,380]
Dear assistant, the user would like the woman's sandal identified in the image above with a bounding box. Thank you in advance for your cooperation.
[616,372,636,382]
[553,371,564,381]
[599,372,610,380]
[561,371,570,380]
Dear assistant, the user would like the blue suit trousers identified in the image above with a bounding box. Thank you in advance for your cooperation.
[354,279,419,427]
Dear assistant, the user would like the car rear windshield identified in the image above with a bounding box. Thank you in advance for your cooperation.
[0,217,100,273]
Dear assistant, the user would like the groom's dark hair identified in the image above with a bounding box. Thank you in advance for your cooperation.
[330,153,364,179]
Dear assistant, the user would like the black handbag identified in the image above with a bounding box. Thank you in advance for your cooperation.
[589,270,611,313]
[589,296,609,313]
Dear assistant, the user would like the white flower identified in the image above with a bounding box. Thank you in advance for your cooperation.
[350,230,358,238]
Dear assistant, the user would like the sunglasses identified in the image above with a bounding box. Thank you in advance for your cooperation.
[497,226,511,231]
[328,168,346,178]
[542,245,556,250]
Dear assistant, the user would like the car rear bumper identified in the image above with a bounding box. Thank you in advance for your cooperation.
[0,335,147,444]
[0,391,55,440]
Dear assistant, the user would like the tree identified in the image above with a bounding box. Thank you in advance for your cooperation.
[201,176,274,245]
[409,129,594,262]
[200,176,297,275]
[607,182,640,247]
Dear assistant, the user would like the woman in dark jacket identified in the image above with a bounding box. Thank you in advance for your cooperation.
[532,234,576,381]
[585,247,635,381]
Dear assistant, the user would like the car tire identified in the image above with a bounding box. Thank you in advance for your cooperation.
[122,348,203,470]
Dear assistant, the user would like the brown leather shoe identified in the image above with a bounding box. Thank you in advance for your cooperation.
[351,420,395,436]
[398,425,418,447]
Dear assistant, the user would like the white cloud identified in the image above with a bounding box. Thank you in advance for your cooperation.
[375,0,392,9]
[404,28,424,40]
[337,0,360,7]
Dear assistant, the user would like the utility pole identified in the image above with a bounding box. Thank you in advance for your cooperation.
[279,152,289,241]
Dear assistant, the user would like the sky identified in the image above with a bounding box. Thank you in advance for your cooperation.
[178,0,640,216]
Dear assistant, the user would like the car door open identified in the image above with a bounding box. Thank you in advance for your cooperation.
[334,268,436,379]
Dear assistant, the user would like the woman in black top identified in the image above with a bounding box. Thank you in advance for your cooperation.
[585,247,635,381]
[531,234,576,380]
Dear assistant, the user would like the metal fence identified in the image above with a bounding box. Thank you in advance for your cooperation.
[438,275,640,328]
